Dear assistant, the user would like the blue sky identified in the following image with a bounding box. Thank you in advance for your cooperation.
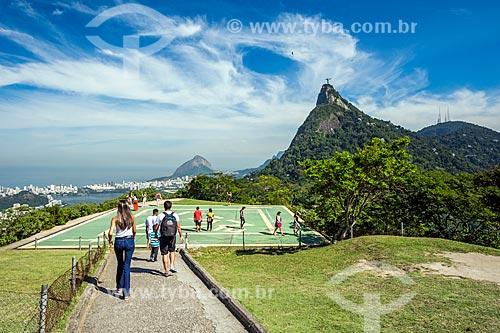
[0,0,499,185]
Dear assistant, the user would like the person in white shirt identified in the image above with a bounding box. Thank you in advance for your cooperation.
[108,200,137,300]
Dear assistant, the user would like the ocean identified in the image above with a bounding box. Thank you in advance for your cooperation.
[0,165,165,188]
[54,192,126,205]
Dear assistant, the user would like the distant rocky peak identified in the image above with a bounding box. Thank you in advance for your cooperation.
[170,155,214,178]
[191,155,213,168]
[316,83,349,110]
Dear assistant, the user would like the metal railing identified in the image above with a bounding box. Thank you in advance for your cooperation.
[0,243,107,332]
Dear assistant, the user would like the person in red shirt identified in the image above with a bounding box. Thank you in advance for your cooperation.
[194,207,203,232]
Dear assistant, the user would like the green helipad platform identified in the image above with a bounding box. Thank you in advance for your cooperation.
[20,205,325,249]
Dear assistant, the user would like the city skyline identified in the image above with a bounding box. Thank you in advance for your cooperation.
[0,175,191,197]
[1,0,500,184]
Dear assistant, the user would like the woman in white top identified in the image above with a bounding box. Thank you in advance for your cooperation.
[108,200,137,300]
[273,211,284,236]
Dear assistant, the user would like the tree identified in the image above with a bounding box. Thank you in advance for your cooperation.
[475,166,500,213]
[301,137,416,241]
[369,171,487,239]
[179,175,213,201]
[244,175,292,205]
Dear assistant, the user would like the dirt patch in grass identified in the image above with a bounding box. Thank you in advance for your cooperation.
[416,252,500,285]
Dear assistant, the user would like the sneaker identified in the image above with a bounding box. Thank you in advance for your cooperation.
[169,268,177,273]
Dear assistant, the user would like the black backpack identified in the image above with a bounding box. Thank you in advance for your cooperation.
[160,212,177,237]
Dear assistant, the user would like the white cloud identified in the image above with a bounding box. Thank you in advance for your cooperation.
[52,8,64,16]
[2,12,411,125]
[53,1,103,16]
[356,88,500,132]
[11,0,36,18]
[0,11,498,175]
[0,27,68,61]
[450,8,473,16]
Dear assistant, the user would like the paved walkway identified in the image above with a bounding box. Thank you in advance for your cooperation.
[79,250,246,333]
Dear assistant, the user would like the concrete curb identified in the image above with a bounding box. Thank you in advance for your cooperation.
[180,249,268,333]
[66,249,111,333]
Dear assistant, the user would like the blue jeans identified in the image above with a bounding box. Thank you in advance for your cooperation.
[114,237,135,297]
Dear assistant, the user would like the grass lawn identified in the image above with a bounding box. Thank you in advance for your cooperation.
[193,236,500,333]
[0,249,85,292]
[0,249,104,332]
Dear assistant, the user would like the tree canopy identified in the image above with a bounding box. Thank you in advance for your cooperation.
[301,137,416,240]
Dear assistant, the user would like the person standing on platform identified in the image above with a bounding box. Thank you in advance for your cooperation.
[127,193,133,208]
[194,207,203,232]
[133,194,139,211]
[206,208,215,231]
[108,200,136,300]
[142,191,147,208]
[293,211,301,236]
[155,192,162,207]
[240,206,246,229]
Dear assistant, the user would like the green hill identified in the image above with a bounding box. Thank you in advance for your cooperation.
[0,191,48,211]
[259,84,500,180]
[418,121,500,168]
[195,236,500,333]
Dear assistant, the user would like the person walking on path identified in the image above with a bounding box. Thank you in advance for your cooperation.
[206,208,214,231]
[194,206,203,232]
[155,192,162,207]
[147,224,161,262]
[273,211,284,236]
[145,209,159,261]
[142,191,147,208]
[108,200,137,300]
[293,211,301,236]
[158,200,184,276]
[239,206,246,229]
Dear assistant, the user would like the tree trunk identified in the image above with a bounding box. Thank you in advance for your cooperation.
[334,225,350,241]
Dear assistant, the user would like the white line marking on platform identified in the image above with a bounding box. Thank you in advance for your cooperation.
[258,209,274,232]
